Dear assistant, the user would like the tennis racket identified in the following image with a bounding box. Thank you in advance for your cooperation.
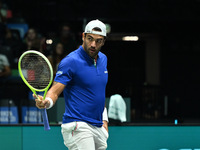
[18,50,53,131]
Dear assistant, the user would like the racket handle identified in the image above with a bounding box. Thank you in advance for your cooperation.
[41,109,50,131]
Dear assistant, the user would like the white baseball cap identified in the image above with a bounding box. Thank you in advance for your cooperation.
[84,19,107,37]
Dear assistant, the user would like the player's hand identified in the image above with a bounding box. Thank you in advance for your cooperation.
[33,94,50,109]
[103,120,108,133]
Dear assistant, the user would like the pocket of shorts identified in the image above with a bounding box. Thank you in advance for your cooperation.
[101,126,109,139]
[61,122,77,133]
[61,122,78,146]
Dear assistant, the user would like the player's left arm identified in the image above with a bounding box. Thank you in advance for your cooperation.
[103,104,109,132]
[103,120,108,132]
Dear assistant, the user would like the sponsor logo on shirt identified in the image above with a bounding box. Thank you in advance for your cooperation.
[56,71,63,75]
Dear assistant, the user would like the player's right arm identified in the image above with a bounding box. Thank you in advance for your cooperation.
[34,81,66,109]
[35,55,74,109]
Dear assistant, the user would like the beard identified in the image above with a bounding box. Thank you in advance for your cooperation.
[83,41,100,58]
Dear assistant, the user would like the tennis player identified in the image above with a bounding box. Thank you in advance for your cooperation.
[34,19,109,150]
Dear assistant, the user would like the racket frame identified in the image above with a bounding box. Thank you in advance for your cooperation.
[18,50,53,130]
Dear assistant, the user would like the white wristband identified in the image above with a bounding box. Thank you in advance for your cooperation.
[103,107,109,122]
[46,97,53,109]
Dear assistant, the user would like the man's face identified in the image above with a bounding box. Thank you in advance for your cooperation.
[27,29,36,40]
[82,33,105,58]
[61,26,70,38]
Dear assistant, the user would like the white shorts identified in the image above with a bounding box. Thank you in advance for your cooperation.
[61,121,109,150]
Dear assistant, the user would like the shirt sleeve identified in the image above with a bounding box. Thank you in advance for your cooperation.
[54,56,75,85]
[1,55,10,66]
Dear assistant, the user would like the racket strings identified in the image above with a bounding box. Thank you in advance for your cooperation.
[20,53,51,90]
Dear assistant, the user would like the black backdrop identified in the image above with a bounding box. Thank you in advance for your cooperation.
[3,0,200,122]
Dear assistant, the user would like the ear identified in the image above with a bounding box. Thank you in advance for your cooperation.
[101,38,106,46]
[82,32,85,41]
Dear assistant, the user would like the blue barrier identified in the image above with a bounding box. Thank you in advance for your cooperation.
[0,106,18,124]
[21,106,42,124]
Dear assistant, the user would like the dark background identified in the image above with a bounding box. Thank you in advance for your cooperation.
[7,0,200,35]
[2,0,200,123]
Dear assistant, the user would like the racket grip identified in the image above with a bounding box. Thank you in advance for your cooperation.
[41,108,50,131]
